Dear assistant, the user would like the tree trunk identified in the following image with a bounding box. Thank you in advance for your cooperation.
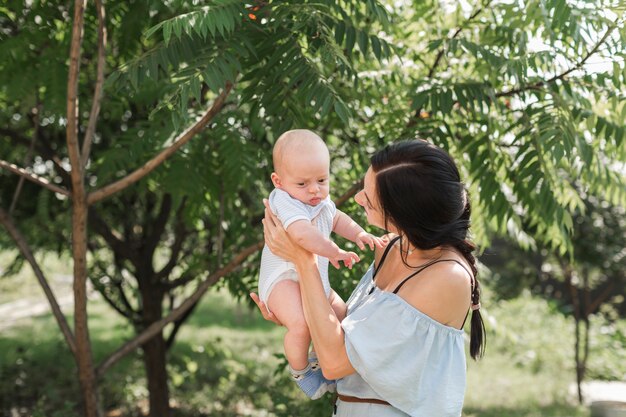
[72,193,101,417]
[565,264,585,405]
[140,283,171,417]
[66,0,100,414]
[573,269,592,405]
[574,313,584,404]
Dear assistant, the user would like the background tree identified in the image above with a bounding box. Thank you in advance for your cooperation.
[0,1,392,416]
[482,195,626,403]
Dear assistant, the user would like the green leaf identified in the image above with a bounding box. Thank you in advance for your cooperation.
[144,21,165,39]
[357,30,368,57]
[173,17,183,39]
[205,11,216,37]
[149,54,159,80]
[371,35,381,61]
[335,21,346,45]
[203,67,222,92]
[164,22,172,45]
[440,89,453,114]
[334,100,350,123]
[345,26,356,55]
[320,94,334,117]
[411,92,428,111]
[190,75,201,103]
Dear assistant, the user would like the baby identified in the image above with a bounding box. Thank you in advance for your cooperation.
[258,129,384,399]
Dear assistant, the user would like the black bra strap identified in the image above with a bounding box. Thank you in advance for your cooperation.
[373,236,401,279]
[392,259,471,294]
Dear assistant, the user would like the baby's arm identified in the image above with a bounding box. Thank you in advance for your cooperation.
[333,210,385,250]
[287,220,359,268]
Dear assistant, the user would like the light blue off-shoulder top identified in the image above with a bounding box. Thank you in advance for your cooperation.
[338,262,467,417]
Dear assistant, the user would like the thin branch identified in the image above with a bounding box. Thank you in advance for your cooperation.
[81,0,107,169]
[586,280,615,314]
[24,131,72,184]
[0,126,66,178]
[217,182,225,266]
[155,202,189,281]
[10,103,41,214]
[144,193,172,257]
[165,297,200,350]
[164,270,197,290]
[87,82,234,205]
[88,208,130,256]
[66,0,86,182]
[407,3,487,129]
[335,178,364,207]
[112,257,142,323]
[496,21,619,98]
[427,5,486,79]
[96,240,263,377]
[0,207,77,356]
[91,277,133,321]
[0,159,70,196]
[157,233,190,281]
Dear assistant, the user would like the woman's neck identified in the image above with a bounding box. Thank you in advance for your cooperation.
[398,237,450,262]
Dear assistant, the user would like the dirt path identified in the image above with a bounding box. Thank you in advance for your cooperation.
[569,381,626,404]
[0,273,89,331]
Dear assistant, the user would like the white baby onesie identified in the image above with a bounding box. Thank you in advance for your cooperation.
[258,188,336,304]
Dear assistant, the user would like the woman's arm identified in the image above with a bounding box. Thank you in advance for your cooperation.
[262,201,356,379]
[293,254,356,379]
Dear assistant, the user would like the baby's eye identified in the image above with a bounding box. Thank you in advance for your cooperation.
[318,178,327,184]
[297,182,305,187]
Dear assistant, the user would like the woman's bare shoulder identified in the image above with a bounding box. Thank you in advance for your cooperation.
[397,259,473,327]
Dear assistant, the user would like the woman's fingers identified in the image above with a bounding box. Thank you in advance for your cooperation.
[250,292,277,323]
[263,199,279,229]
[250,292,263,307]
[250,292,282,325]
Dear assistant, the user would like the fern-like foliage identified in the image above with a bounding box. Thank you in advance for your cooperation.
[398,0,626,254]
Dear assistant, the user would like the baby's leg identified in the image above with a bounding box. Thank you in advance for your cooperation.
[329,289,347,322]
[267,279,310,371]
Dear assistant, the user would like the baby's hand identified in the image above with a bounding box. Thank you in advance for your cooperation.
[355,231,387,251]
[330,250,360,269]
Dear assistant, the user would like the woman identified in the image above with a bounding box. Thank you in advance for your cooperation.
[252,139,485,416]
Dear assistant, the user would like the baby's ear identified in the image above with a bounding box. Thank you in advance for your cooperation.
[270,172,281,188]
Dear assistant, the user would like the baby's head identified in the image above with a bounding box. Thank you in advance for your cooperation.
[271,129,330,206]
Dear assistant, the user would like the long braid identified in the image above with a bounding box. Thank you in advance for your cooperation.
[452,194,485,359]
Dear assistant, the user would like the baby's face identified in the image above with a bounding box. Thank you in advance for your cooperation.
[272,147,330,206]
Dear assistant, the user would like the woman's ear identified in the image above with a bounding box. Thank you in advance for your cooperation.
[270,172,281,188]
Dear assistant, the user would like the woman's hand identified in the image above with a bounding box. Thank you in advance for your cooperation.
[262,199,314,264]
[249,292,283,326]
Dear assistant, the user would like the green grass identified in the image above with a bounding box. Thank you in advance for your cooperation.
[5,265,623,416]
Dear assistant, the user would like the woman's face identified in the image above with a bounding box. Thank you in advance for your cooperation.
[355,167,388,231]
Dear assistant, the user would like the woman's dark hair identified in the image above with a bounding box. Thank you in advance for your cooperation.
[371,139,485,359]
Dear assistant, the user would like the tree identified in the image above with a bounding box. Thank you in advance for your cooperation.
[482,195,626,403]
[0,0,391,415]
[381,0,625,254]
